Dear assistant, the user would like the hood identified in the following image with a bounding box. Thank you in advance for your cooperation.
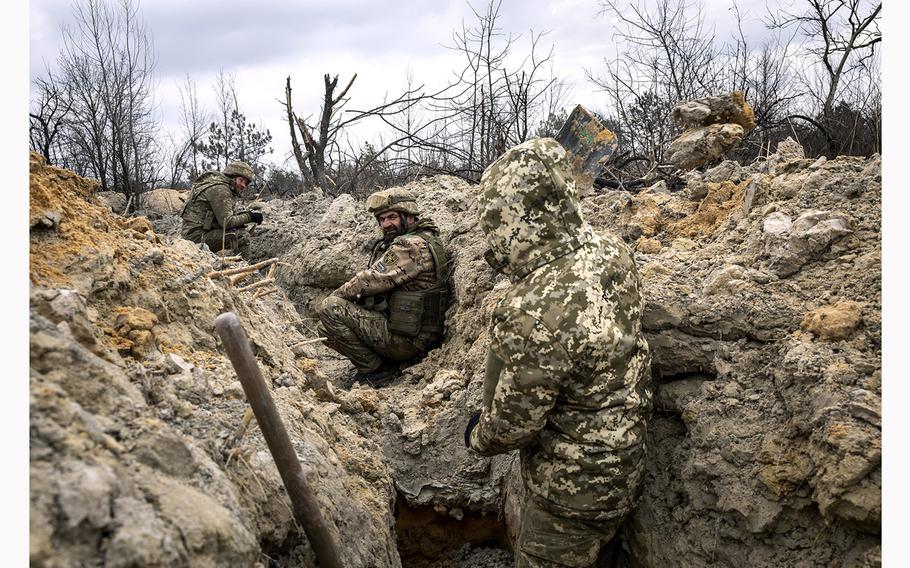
[478,138,594,281]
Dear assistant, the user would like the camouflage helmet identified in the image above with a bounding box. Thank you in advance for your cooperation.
[366,188,419,217]
[222,160,255,182]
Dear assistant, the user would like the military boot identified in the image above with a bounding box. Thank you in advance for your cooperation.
[341,362,400,388]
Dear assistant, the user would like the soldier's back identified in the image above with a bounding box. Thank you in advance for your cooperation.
[180,172,232,239]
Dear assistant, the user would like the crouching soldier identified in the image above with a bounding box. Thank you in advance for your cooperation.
[317,189,451,385]
[180,160,263,255]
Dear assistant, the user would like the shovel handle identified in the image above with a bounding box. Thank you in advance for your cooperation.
[215,312,341,568]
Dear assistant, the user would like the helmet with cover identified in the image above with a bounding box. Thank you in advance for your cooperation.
[222,160,255,182]
[366,188,419,217]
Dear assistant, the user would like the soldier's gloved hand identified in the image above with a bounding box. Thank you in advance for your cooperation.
[248,211,264,224]
[464,410,481,448]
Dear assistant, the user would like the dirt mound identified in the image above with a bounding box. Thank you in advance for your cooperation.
[30,138,881,567]
[142,188,188,215]
[29,152,403,567]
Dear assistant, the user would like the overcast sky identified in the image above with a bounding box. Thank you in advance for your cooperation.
[28,0,792,168]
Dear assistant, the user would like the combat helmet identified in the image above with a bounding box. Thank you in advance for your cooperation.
[366,188,419,217]
[222,160,255,182]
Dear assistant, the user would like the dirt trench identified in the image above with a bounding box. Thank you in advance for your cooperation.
[29,142,881,567]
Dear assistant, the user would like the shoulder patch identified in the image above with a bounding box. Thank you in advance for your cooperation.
[382,250,397,264]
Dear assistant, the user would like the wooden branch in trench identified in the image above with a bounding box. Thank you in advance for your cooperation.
[290,337,327,349]
[229,271,254,286]
[252,288,278,300]
[207,257,279,279]
[215,255,244,270]
[222,408,255,461]
[236,278,274,293]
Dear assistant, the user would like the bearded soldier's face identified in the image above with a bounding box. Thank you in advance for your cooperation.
[378,211,403,240]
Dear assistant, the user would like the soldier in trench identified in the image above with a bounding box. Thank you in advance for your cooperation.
[180,160,263,256]
[317,189,451,385]
[464,138,652,568]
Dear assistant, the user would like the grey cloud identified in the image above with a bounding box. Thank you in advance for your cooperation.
[144,0,459,77]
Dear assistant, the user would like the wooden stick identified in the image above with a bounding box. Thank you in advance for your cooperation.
[289,337,327,348]
[229,271,254,286]
[236,408,254,440]
[222,408,255,462]
[236,278,275,293]
[121,195,133,216]
[207,257,278,279]
[253,288,278,300]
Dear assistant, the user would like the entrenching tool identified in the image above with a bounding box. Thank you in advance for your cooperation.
[555,104,619,185]
[214,312,342,568]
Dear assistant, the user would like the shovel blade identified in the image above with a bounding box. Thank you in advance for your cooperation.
[555,105,618,178]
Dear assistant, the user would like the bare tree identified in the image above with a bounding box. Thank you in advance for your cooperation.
[177,75,209,181]
[159,131,191,188]
[282,73,356,195]
[198,71,273,174]
[768,0,881,155]
[720,1,801,159]
[55,0,159,208]
[199,70,237,171]
[29,69,73,167]
[587,0,723,170]
[585,0,879,172]
[356,0,566,183]
[284,76,315,190]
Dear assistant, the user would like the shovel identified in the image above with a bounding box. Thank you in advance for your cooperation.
[215,312,341,568]
[555,104,619,185]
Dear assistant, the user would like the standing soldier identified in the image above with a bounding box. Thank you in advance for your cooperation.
[317,189,451,385]
[180,160,263,255]
[464,138,652,567]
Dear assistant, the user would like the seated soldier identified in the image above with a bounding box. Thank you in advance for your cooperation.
[317,189,450,385]
[180,160,263,255]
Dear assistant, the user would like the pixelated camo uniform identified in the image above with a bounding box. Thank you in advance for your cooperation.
[180,171,254,253]
[468,138,652,559]
[319,218,446,371]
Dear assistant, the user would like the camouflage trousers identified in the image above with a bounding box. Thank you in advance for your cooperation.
[317,295,437,373]
[199,228,250,256]
[516,498,625,568]
[181,226,250,256]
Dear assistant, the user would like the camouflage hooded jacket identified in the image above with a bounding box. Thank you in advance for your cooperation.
[469,138,652,522]
[180,171,254,241]
[333,217,445,302]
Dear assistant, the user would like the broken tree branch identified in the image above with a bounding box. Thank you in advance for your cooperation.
[207,257,279,279]
[236,278,275,293]
[252,288,278,300]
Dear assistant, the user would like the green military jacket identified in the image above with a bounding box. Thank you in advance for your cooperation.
[469,138,652,522]
[180,171,253,242]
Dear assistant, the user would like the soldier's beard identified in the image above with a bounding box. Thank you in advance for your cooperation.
[382,226,401,242]
[381,214,406,241]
